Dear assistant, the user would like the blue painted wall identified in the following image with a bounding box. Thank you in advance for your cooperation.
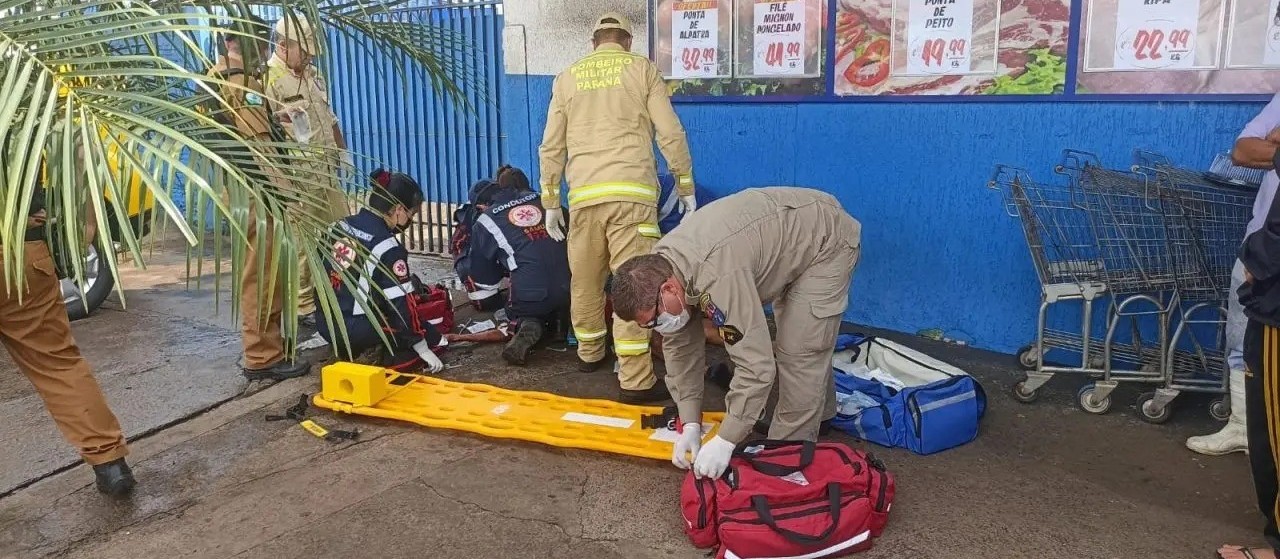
[502,73,1267,354]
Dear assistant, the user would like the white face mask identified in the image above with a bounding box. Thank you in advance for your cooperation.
[653,308,690,335]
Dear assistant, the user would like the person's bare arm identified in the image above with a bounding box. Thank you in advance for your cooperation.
[332,123,346,151]
[1232,133,1280,170]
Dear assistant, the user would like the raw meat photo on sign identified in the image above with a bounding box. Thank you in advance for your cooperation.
[1077,0,1280,95]
[833,0,1070,96]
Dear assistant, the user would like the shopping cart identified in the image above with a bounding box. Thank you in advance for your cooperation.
[1055,150,1180,415]
[1127,152,1253,423]
[988,164,1108,405]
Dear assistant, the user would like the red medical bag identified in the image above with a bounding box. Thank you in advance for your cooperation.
[680,440,894,559]
[414,283,455,346]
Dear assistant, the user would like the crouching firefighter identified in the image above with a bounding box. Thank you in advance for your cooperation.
[314,169,446,373]
[611,187,862,480]
[462,167,572,365]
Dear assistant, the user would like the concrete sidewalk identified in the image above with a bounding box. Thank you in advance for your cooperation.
[0,241,1265,559]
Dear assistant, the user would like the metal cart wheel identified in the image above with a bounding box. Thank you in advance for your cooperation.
[1136,392,1172,424]
[1209,396,1231,422]
[1011,379,1039,404]
[1016,345,1041,370]
[1077,384,1112,415]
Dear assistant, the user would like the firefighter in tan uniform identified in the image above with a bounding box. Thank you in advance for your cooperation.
[265,14,350,325]
[0,139,136,497]
[611,188,862,479]
[538,12,696,403]
[207,19,310,381]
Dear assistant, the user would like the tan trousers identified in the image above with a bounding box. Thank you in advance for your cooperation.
[768,242,860,441]
[568,202,659,391]
[294,156,349,316]
[1,240,128,465]
[241,212,285,369]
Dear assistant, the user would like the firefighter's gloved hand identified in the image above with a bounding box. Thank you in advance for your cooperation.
[412,340,445,373]
[545,207,566,242]
[672,422,702,470]
[679,195,698,223]
[693,435,735,479]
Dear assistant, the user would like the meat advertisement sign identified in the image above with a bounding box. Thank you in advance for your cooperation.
[670,1,725,78]
[834,0,1069,96]
[1268,0,1280,67]
[904,0,976,76]
[1111,0,1200,71]
[752,0,808,75]
[1080,0,1280,94]
[655,0,827,97]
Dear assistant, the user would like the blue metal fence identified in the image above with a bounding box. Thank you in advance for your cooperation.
[324,0,505,254]
[180,1,505,253]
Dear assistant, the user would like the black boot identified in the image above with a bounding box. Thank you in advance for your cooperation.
[502,320,545,366]
[93,458,136,497]
[243,358,312,381]
[619,381,672,404]
[706,363,734,392]
[577,356,607,373]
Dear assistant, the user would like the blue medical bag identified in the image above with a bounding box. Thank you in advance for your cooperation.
[830,334,986,455]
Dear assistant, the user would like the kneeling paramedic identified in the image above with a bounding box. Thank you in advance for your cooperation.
[315,169,445,373]
[611,187,862,479]
[461,167,571,365]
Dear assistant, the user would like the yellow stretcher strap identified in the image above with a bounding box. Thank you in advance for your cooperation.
[312,362,725,461]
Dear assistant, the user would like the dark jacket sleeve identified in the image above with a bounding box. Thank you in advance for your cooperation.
[1241,149,1280,283]
[1238,153,1280,322]
[376,243,440,347]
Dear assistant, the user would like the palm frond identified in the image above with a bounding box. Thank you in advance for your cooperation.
[1,0,479,358]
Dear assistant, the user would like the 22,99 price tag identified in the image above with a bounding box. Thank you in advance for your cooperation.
[1112,0,1199,71]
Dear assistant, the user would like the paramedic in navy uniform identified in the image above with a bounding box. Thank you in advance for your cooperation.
[462,166,572,365]
[314,169,445,373]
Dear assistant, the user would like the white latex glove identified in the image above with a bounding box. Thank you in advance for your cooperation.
[693,435,735,479]
[545,207,566,242]
[672,422,703,470]
[412,340,445,373]
[679,195,698,223]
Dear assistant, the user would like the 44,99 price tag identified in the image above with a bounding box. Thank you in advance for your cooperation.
[1112,0,1199,71]
[752,0,807,76]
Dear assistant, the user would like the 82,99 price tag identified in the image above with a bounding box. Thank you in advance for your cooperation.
[1112,0,1199,71]
[671,0,722,78]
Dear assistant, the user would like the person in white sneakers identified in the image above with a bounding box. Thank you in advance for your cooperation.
[1188,93,1280,457]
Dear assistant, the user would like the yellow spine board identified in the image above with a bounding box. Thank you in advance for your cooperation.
[312,362,725,461]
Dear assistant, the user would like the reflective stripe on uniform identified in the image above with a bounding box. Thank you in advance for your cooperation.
[468,282,502,301]
[574,328,608,341]
[475,213,519,271]
[677,174,694,187]
[383,281,414,299]
[637,223,661,239]
[541,185,560,199]
[353,237,403,316]
[567,182,658,207]
[614,339,651,356]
